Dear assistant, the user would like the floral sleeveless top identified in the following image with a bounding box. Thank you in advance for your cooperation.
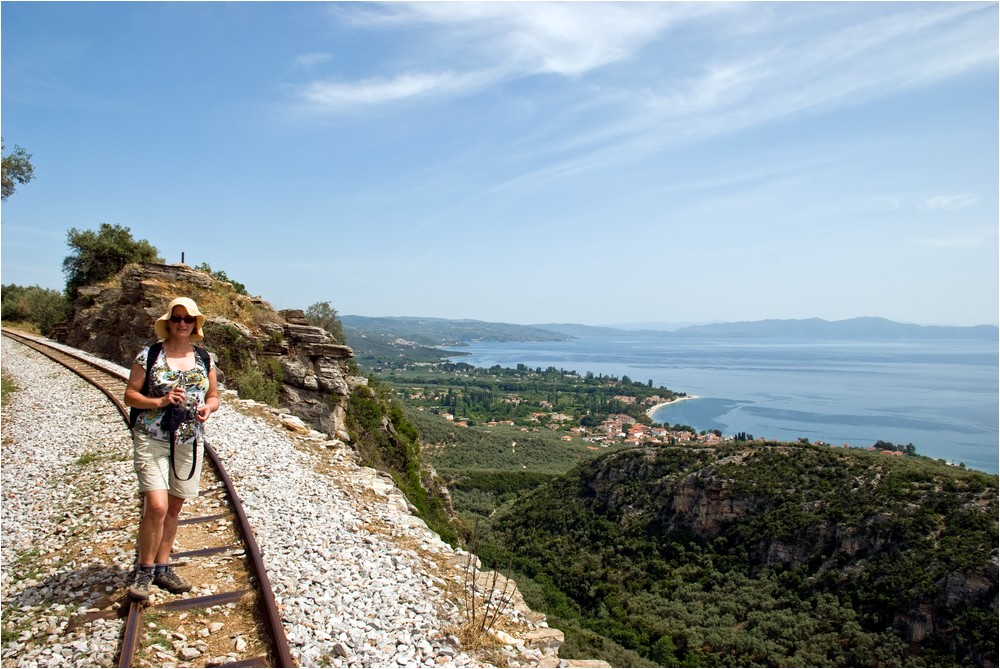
[133,346,210,444]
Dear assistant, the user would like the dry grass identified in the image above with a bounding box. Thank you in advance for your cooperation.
[456,522,519,650]
[117,263,286,335]
[0,321,40,334]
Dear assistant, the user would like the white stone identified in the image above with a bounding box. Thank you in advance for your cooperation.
[179,646,202,660]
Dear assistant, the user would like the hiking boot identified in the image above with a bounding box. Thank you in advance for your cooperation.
[128,569,154,601]
[153,565,192,594]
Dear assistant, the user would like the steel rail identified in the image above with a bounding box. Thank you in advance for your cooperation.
[1,329,296,668]
[1,328,132,427]
[203,442,296,668]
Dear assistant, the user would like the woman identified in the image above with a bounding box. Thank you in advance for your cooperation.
[123,297,219,601]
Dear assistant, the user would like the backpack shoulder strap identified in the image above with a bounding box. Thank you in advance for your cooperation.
[194,346,212,373]
[129,342,163,429]
[144,342,163,390]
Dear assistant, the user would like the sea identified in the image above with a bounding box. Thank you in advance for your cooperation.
[445,334,999,475]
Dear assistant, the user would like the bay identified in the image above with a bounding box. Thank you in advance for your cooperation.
[446,335,999,474]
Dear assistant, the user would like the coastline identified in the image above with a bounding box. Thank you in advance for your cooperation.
[646,395,700,418]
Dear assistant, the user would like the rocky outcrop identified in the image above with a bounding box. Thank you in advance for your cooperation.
[57,263,357,439]
[668,471,754,535]
[272,309,358,439]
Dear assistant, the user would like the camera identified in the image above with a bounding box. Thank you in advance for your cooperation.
[180,394,199,421]
[161,394,199,433]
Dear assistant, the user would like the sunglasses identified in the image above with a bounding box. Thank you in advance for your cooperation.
[169,315,198,324]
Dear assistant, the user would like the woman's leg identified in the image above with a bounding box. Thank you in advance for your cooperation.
[130,489,169,600]
[154,494,186,564]
[137,489,169,565]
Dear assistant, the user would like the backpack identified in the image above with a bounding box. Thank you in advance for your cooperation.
[128,342,212,429]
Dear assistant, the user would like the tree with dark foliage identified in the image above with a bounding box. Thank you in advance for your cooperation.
[2,140,35,200]
[63,224,160,298]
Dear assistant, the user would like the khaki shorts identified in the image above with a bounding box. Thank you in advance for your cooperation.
[132,431,204,499]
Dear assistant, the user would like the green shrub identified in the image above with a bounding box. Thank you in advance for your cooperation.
[346,380,457,544]
[193,263,248,295]
[1,284,71,335]
[229,358,283,405]
[204,323,286,406]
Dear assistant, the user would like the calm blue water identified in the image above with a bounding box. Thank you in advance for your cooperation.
[445,335,999,474]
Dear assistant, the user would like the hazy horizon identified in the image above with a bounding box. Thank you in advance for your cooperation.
[341,313,1000,330]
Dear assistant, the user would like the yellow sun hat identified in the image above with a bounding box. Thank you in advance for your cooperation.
[154,297,206,342]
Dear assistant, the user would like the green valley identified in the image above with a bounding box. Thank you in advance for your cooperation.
[344,316,999,668]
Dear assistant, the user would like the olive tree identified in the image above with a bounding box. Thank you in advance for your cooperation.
[63,223,160,298]
[2,141,35,200]
[306,301,346,343]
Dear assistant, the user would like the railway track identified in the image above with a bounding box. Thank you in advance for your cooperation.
[1,329,295,668]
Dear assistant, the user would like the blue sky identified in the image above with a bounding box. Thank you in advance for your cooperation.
[2,1,997,327]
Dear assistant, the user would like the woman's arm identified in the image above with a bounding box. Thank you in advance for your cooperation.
[196,366,220,423]
[124,363,171,410]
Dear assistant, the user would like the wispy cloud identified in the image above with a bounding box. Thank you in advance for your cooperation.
[485,2,997,193]
[632,4,995,140]
[921,193,978,211]
[344,2,692,75]
[292,1,996,193]
[394,2,686,77]
[295,2,698,113]
[295,52,334,68]
[404,249,435,273]
[300,71,482,109]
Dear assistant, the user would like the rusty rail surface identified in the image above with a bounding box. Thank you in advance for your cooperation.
[2,329,295,668]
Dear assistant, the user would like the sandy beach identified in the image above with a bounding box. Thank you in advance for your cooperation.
[646,394,700,418]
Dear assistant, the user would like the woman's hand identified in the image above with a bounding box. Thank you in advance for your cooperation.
[162,387,186,408]
[195,403,213,423]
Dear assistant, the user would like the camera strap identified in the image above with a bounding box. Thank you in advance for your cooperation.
[169,431,198,482]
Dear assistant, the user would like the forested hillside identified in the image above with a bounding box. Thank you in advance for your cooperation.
[484,443,998,667]
[341,315,568,347]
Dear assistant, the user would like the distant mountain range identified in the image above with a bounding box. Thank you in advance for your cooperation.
[343,315,998,350]
[666,317,999,340]
[340,315,567,347]
[541,317,999,341]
